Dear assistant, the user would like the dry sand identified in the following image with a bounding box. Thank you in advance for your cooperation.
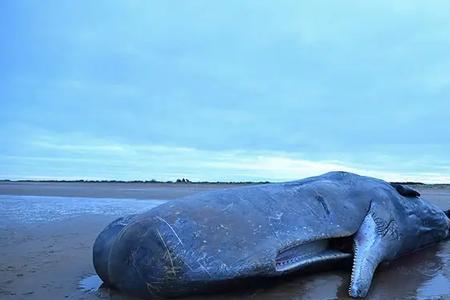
[0,182,449,300]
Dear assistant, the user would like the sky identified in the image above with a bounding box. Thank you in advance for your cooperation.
[1,1,450,183]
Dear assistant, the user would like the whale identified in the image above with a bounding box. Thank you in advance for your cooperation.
[93,171,450,298]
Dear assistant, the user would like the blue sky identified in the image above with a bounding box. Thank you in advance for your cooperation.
[1,1,449,182]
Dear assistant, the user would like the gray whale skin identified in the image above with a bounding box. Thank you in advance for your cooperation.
[93,171,450,298]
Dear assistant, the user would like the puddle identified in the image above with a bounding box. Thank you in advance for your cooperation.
[417,273,450,298]
[0,195,166,225]
[78,274,136,299]
[79,275,103,292]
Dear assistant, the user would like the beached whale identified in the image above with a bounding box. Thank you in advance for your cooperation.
[93,171,450,298]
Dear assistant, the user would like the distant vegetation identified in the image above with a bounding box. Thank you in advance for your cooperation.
[1,179,448,185]
[389,182,450,188]
[0,178,271,185]
[390,181,425,185]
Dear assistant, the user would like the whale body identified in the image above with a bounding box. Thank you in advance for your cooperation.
[93,171,450,298]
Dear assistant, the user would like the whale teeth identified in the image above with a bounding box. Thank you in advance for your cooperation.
[349,242,359,294]
[276,255,304,267]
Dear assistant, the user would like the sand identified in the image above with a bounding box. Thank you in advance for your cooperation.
[0,182,449,300]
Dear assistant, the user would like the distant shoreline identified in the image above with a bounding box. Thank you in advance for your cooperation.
[0,179,270,185]
[1,179,449,186]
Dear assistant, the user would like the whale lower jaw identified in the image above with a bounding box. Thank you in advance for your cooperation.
[275,238,353,273]
[275,249,352,272]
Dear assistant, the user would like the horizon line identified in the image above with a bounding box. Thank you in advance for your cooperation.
[1,178,446,185]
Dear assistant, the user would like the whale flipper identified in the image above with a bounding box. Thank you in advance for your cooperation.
[349,201,401,298]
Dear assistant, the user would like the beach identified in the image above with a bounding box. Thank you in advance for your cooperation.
[0,182,449,300]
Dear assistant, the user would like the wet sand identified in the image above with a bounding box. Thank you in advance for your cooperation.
[0,182,449,300]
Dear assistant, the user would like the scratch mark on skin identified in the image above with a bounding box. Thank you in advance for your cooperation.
[156,229,177,276]
[218,224,229,230]
[146,282,161,295]
[129,248,150,283]
[156,216,184,246]
[222,202,234,212]
[269,212,284,221]
[155,230,195,272]
[196,253,213,278]
[268,213,283,241]
[197,259,212,278]
[304,202,321,219]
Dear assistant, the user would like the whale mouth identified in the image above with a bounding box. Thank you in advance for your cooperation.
[275,236,353,273]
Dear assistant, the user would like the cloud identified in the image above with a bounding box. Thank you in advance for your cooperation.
[1,133,448,183]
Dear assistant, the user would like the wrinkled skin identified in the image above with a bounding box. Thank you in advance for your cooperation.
[93,171,450,298]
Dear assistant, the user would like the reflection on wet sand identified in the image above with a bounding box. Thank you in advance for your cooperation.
[345,242,449,300]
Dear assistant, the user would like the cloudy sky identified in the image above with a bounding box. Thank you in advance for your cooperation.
[1,1,449,182]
